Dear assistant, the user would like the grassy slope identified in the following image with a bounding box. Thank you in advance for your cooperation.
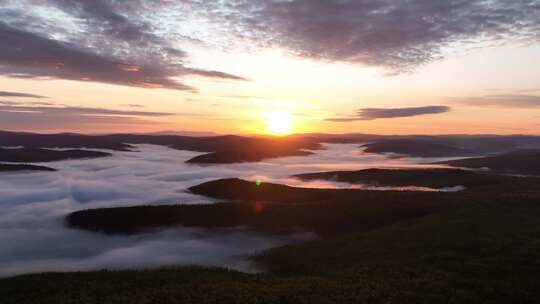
[3,191,540,303]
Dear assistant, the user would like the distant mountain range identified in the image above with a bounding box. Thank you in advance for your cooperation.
[2,131,540,164]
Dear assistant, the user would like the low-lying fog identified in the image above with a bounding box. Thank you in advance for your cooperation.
[0,143,455,277]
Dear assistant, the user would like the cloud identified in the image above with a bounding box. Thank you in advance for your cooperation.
[0,101,55,106]
[0,105,175,117]
[327,106,451,122]
[0,22,193,90]
[0,2,246,91]
[47,0,177,54]
[0,104,185,131]
[516,88,540,93]
[452,94,540,108]
[4,1,538,80]
[184,68,249,81]
[187,0,540,73]
[0,112,159,130]
[0,91,46,98]
[220,95,267,100]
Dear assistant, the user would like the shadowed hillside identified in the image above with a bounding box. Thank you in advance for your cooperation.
[0,147,111,163]
[185,148,313,163]
[361,136,540,157]
[0,148,111,163]
[362,139,472,157]
[67,169,540,235]
[292,168,520,189]
[0,131,133,151]
[436,149,540,175]
[0,131,321,164]
[3,131,540,163]
[67,179,452,235]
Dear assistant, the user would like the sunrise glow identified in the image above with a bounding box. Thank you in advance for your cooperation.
[265,110,295,135]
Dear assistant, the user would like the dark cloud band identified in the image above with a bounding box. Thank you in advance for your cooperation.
[0,11,245,91]
[0,104,182,130]
[328,105,451,121]
[189,0,540,73]
[1,0,538,89]
[0,91,46,98]
[451,94,540,108]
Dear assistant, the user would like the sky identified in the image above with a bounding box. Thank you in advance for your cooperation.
[1,0,540,135]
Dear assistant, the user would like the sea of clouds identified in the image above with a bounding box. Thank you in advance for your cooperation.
[0,143,455,277]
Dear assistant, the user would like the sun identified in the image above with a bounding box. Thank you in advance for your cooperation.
[265,110,295,135]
